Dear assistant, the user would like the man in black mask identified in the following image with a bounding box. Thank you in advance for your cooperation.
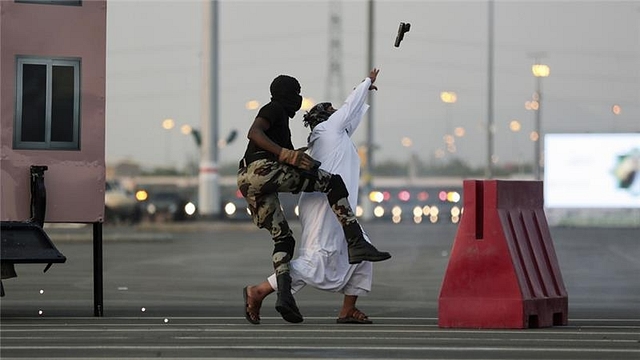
[238,75,391,325]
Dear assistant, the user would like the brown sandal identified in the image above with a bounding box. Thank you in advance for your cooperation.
[243,286,261,325]
[336,307,373,324]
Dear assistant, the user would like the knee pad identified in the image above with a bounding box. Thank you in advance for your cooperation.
[327,174,349,204]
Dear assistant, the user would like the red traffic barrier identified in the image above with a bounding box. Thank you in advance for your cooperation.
[438,180,568,328]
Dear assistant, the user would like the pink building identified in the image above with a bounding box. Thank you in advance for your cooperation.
[1,0,107,315]
[1,0,107,223]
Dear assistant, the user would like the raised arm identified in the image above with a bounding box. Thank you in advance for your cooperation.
[329,68,380,134]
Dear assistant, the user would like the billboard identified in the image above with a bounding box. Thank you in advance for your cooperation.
[544,133,640,209]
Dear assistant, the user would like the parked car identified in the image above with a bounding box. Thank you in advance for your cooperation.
[104,180,141,224]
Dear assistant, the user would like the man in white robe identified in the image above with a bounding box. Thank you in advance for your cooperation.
[244,68,384,324]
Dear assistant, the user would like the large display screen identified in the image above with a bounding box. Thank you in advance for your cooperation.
[544,133,640,208]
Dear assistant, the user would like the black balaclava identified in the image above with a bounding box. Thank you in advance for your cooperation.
[270,75,303,118]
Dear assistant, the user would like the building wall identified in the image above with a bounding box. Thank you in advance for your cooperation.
[0,1,107,222]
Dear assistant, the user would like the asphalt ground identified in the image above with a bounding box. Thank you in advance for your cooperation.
[1,221,639,359]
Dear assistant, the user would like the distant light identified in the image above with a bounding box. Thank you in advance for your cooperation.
[162,118,175,130]
[301,97,315,111]
[417,191,429,201]
[612,104,622,115]
[135,190,148,201]
[532,64,550,77]
[509,120,521,132]
[382,191,391,201]
[412,206,422,217]
[294,205,299,217]
[398,190,411,202]
[369,191,384,203]
[184,202,196,216]
[444,134,455,145]
[447,191,461,203]
[180,124,192,135]
[438,191,447,201]
[530,131,539,142]
[235,189,243,198]
[422,205,431,216]
[245,100,260,110]
[440,91,458,104]
[392,215,401,224]
[454,127,465,137]
[355,205,364,217]
[451,206,461,217]
[401,137,413,147]
[373,205,385,217]
[413,216,422,224]
[224,202,236,216]
[430,206,440,216]
[391,206,402,216]
[525,100,539,111]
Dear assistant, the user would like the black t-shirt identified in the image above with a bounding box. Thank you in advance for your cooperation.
[243,101,294,158]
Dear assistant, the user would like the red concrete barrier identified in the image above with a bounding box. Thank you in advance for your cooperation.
[438,180,568,328]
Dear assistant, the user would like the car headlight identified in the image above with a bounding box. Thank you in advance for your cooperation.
[224,202,237,216]
[147,204,156,215]
[184,202,196,216]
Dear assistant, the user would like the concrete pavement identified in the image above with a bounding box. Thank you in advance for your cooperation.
[1,221,639,359]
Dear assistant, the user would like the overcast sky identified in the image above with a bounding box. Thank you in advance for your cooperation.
[105,0,640,170]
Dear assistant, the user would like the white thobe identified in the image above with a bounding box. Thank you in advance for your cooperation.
[268,78,374,296]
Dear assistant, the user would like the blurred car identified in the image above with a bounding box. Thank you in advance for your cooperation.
[104,180,142,224]
[142,190,197,222]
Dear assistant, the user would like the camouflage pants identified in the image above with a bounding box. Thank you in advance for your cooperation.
[237,158,357,242]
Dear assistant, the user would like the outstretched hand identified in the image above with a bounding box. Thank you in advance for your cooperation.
[368,68,380,90]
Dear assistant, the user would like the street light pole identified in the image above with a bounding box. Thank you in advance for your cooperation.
[532,63,550,181]
[199,0,221,218]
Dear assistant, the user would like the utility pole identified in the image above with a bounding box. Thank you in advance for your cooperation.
[485,0,495,179]
[326,1,345,104]
[198,0,220,219]
[361,0,375,221]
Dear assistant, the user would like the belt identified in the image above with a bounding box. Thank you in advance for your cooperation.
[239,151,276,169]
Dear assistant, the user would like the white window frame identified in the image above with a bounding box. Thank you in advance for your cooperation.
[14,57,81,150]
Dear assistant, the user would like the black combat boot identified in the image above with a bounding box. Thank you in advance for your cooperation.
[344,223,392,264]
[275,273,303,323]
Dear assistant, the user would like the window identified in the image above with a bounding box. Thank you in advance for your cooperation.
[15,57,80,150]
[15,0,82,6]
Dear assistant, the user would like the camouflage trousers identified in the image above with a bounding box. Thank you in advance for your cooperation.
[237,158,357,243]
